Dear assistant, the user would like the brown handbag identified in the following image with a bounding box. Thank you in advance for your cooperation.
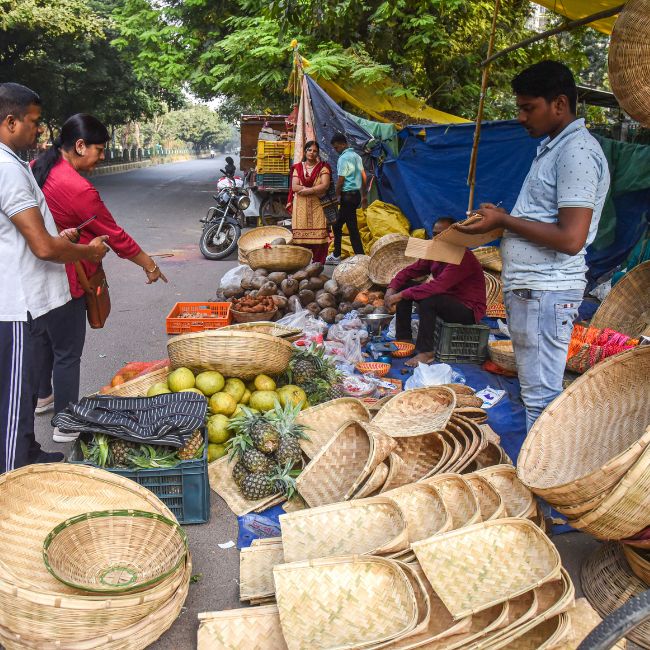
[74,262,111,329]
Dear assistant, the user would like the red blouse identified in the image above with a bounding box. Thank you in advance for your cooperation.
[38,158,141,298]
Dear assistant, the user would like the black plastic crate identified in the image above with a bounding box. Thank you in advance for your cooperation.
[432,317,490,363]
[68,440,210,525]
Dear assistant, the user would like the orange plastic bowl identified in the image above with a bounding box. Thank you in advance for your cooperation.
[392,342,415,358]
[355,362,391,378]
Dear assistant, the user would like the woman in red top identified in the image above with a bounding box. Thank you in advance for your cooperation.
[32,114,167,443]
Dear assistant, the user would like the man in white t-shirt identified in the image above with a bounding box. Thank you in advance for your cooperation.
[0,83,108,473]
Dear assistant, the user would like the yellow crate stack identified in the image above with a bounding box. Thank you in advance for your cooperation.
[256,140,295,175]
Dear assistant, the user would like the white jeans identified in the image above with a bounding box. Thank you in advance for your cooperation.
[504,289,583,432]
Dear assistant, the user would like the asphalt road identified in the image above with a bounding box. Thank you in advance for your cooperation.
[32,157,602,649]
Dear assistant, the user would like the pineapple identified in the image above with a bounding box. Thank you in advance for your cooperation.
[329,382,345,399]
[242,448,274,474]
[80,433,112,468]
[232,460,248,487]
[288,344,325,385]
[274,435,302,467]
[270,400,309,467]
[229,406,279,454]
[239,463,296,501]
[109,438,137,467]
[178,429,204,460]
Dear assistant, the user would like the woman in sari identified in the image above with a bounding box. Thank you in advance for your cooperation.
[288,141,331,264]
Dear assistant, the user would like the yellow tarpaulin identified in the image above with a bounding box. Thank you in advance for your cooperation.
[534,0,625,35]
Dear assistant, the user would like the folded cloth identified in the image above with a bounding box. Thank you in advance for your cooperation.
[52,393,207,447]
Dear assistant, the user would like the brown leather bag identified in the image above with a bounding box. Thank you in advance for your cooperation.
[75,262,111,329]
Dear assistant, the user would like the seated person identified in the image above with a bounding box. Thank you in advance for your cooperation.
[224,156,237,177]
[384,217,487,367]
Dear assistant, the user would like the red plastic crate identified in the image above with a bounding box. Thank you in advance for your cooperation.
[166,302,231,335]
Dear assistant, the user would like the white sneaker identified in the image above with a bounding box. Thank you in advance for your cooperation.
[35,394,54,414]
[325,254,341,265]
[53,427,80,443]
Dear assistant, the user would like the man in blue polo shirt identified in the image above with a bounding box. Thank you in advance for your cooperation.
[458,61,610,431]
[326,133,367,264]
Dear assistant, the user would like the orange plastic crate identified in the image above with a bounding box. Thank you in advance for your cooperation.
[166,302,231,335]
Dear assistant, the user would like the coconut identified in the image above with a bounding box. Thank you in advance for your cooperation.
[299,279,310,291]
[280,278,299,296]
[271,295,288,310]
[250,276,266,290]
[270,238,287,246]
[337,302,353,315]
[288,295,301,312]
[339,285,358,303]
[255,268,269,277]
[292,270,308,282]
[267,272,287,285]
[298,289,315,306]
[305,263,324,278]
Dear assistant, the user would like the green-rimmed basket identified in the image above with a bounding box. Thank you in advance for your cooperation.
[43,509,188,594]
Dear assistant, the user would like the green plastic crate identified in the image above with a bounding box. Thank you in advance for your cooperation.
[432,317,490,364]
[68,439,210,525]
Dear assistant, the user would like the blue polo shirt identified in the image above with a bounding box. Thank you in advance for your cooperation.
[501,118,610,292]
[336,147,363,192]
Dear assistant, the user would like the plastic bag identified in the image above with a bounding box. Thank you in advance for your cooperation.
[276,308,312,330]
[326,326,365,364]
[387,314,418,341]
[219,264,253,294]
[404,362,453,390]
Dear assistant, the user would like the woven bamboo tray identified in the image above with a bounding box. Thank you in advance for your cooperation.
[296,420,396,507]
[442,418,476,474]
[466,475,507,521]
[413,518,562,620]
[553,598,627,650]
[553,490,608,519]
[477,465,534,518]
[279,497,409,562]
[622,544,650,584]
[238,226,293,260]
[454,406,488,424]
[332,254,372,291]
[434,429,462,475]
[496,614,571,650]
[239,541,284,602]
[368,234,417,286]
[488,341,517,373]
[474,441,511,470]
[353,462,389,498]
[295,397,370,459]
[273,555,419,650]
[197,605,288,650]
[420,474,481,530]
[167,329,294,379]
[220,321,301,341]
[517,346,650,506]
[392,432,450,483]
[231,306,278,323]
[473,246,503,273]
[104,367,170,397]
[380,452,413,492]
[372,386,456,438]
[247,245,312,272]
[451,415,486,472]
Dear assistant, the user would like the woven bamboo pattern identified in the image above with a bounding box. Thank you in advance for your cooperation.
[477,465,533,518]
[444,383,477,396]
[452,415,486,471]
[473,246,503,273]
[570,444,650,539]
[238,226,293,259]
[622,544,650,584]
[273,555,418,650]
[518,346,650,505]
[443,418,476,474]
[412,518,561,620]
[239,541,284,601]
[582,542,650,648]
[392,433,449,483]
[554,491,608,519]
[609,2,650,128]
[420,474,481,529]
[554,598,627,650]
[484,271,503,305]
[435,429,463,474]
[466,475,507,521]
[231,306,278,323]
[104,367,170,397]
[356,361,391,377]
[296,398,370,459]
[474,442,512,470]
[454,406,488,423]
[220,321,301,340]
[332,254,372,291]
[455,394,484,408]
[353,462,389,498]
[167,329,294,379]
[197,605,288,650]
[280,497,409,562]
[381,452,413,492]
[488,341,517,373]
[372,386,456,438]
[368,234,417,286]
[43,509,187,594]
[383,484,452,543]
[208,456,284,516]
[247,245,313,272]
[479,424,500,445]
[486,302,507,319]
[498,614,571,650]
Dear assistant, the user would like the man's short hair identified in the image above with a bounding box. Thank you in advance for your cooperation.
[0,83,41,123]
[511,61,577,114]
[330,133,348,146]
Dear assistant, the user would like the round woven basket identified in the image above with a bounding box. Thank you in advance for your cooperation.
[392,341,415,358]
[609,0,650,128]
[43,510,187,594]
[167,329,294,379]
[332,254,372,291]
[247,245,312,272]
[230,307,277,323]
[220,321,301,340]
[356,361,391,377]
[488,340,517,373]
[622,544,650,584]
[104,366,169,398]
[238,226,293,262]
[517,346,650,506]
[368,234,417,286]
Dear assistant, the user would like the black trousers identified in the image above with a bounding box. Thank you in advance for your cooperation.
[333,190,364,256]
[396,292,475,353]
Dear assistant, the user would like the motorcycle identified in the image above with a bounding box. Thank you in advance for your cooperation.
[199,168,251,260]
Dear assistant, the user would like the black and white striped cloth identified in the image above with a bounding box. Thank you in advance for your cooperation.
[52,393,207,448]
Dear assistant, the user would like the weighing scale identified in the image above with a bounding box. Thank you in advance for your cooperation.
[360,314,397,361]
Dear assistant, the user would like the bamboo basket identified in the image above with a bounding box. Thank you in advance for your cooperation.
[273,555,419,650]
[239,541,284,602]
[496,614,571,650]
[279,497,409,563]
[451,415,486,472]
[476,465,534,518]
[622,544,650,584]
[220,321,301,341]
[517,346,650,506]
[412,518,562,620]
[455,394,484,408]
[553,598,627,650]
[167,330,294,379]
[380,452,413,492]
[474,441,511,470]
[454,406,488,423]
[247,245,312,272]
[104,367,169,398]
[295,397,371,459]
[231,306,278,323]
[473,246,503,273]
[441,419,473,474]
[372,386,456,438]
[582,542,650,648]
[420,474,481,530]
[465,475,507,521]
[353,462,389,498]
[332,254,372,291]
[392,433,451,483]
[197,605,288,650]
[368,234,417,286]
[434,429,463,475]
[238,226,293,261]
[553,490,608,519]
[488,341,517,373]
[43,509,187,594]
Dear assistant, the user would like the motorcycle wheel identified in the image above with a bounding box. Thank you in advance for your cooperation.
[199,222,240,260]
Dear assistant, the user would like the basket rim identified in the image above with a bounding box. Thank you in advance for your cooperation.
[102,366,170,397]
[167,328,296,349]
[42,509,187,594]
[238,226,293,252]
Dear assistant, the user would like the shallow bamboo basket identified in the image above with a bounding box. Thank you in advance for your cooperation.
[420,474,481,530]
[238,226,293,261]
[497,614,571,650]
[392,432,450,483]
[353,462,389,498]
[622,544,650,585]
[104,367,169,397]
[220,321,301,341]
[167,329,294,379]
[477,465,534,518]
[472,246,503,273]
[247,245,312,272]
[368,234,417,286]
[332,254,372,291]
[380,452,413,492]
[273,555,419,650]
[372,386,456,438]
[488,340,517,373]
[239,541,284,602]
[517,346,650,506]
[465,475,507,521]
[451,415,486,471]
[412,518,561,620]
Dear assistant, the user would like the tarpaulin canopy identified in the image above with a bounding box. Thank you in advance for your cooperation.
[534,0,625,34]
